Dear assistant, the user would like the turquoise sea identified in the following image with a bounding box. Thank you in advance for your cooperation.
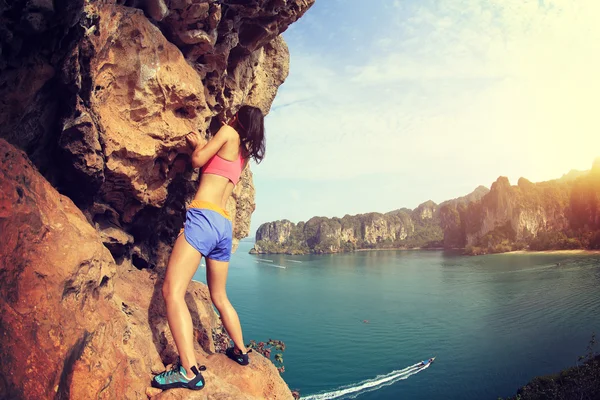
[193,243,600,399]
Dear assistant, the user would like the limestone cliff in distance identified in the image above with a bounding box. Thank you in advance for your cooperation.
[251,187,489,254]
[441,160,600,255]
[252,160,600,255]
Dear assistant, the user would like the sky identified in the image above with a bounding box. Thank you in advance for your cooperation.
[247,0,600,235]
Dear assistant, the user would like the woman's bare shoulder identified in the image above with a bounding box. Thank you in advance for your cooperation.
[216,123,239,140]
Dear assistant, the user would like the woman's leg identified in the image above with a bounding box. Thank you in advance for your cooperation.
[162,234,202,376]
[205,258,248,353]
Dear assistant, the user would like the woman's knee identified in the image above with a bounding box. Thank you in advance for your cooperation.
[210,291,229,310]
[162,279,185,302]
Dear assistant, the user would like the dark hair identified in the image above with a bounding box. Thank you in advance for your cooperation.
[236,105,266,163]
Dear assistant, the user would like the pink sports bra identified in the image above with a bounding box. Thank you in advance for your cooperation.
[202,151,245,185]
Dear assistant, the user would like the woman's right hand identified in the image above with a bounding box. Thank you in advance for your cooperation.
[186,131,202,149]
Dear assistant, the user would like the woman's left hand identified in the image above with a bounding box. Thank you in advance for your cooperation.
[186,131,203,148]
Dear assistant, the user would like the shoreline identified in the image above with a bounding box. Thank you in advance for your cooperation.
[250,247,600,256]
[500,249,600,255]
[354,247,445,252]
[250,247,446,256]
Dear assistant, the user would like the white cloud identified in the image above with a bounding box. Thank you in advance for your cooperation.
[257,0,600,184]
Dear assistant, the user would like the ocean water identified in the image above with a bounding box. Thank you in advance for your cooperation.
[193,243,600,399]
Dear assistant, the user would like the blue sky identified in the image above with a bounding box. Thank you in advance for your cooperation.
[248,0,600,235]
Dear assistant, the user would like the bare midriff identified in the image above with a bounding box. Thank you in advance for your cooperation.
[193,173,235,210]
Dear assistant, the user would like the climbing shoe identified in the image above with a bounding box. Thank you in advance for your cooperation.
[226,347,251,366]
[151,362,206,390]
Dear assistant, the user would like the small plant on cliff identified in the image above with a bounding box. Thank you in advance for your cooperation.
[247,339,287,374]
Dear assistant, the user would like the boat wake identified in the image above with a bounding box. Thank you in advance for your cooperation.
[302,362,430,400]
[255,261,286,269]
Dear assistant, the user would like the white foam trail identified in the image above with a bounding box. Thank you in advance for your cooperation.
[285,259,303,263]
[345,365,428,400]
[257,258,274,263]
[256,261,286,269]
[303,363,428,400]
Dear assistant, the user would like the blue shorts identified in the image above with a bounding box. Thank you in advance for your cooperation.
[182,201,233,262]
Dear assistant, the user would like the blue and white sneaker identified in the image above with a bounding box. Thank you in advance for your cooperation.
[151,363,206,391]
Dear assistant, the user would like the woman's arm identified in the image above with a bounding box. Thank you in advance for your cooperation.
[188,126,232,168]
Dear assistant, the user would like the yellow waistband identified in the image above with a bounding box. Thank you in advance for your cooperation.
[188,200,231,220]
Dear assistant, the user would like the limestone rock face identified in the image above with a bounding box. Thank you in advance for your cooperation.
[228,166,257,252]
[252,187,493,254]
[304,217,343,253]
[0,0,314,268]
[414,200,437,220]
[0,138,128,399]
[256,220,295,244]
[464,177,571,246]
[252,211,420,255]
[361,214,390,244]
[438,175,600,254]
[0,138,294,399]
[254,169,592,255]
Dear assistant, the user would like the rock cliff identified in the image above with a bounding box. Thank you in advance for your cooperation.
[0,0,314,398]
[0,0,312,268]
[0,139,293,399]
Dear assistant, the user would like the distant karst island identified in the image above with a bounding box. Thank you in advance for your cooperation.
[251,160,600,255]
